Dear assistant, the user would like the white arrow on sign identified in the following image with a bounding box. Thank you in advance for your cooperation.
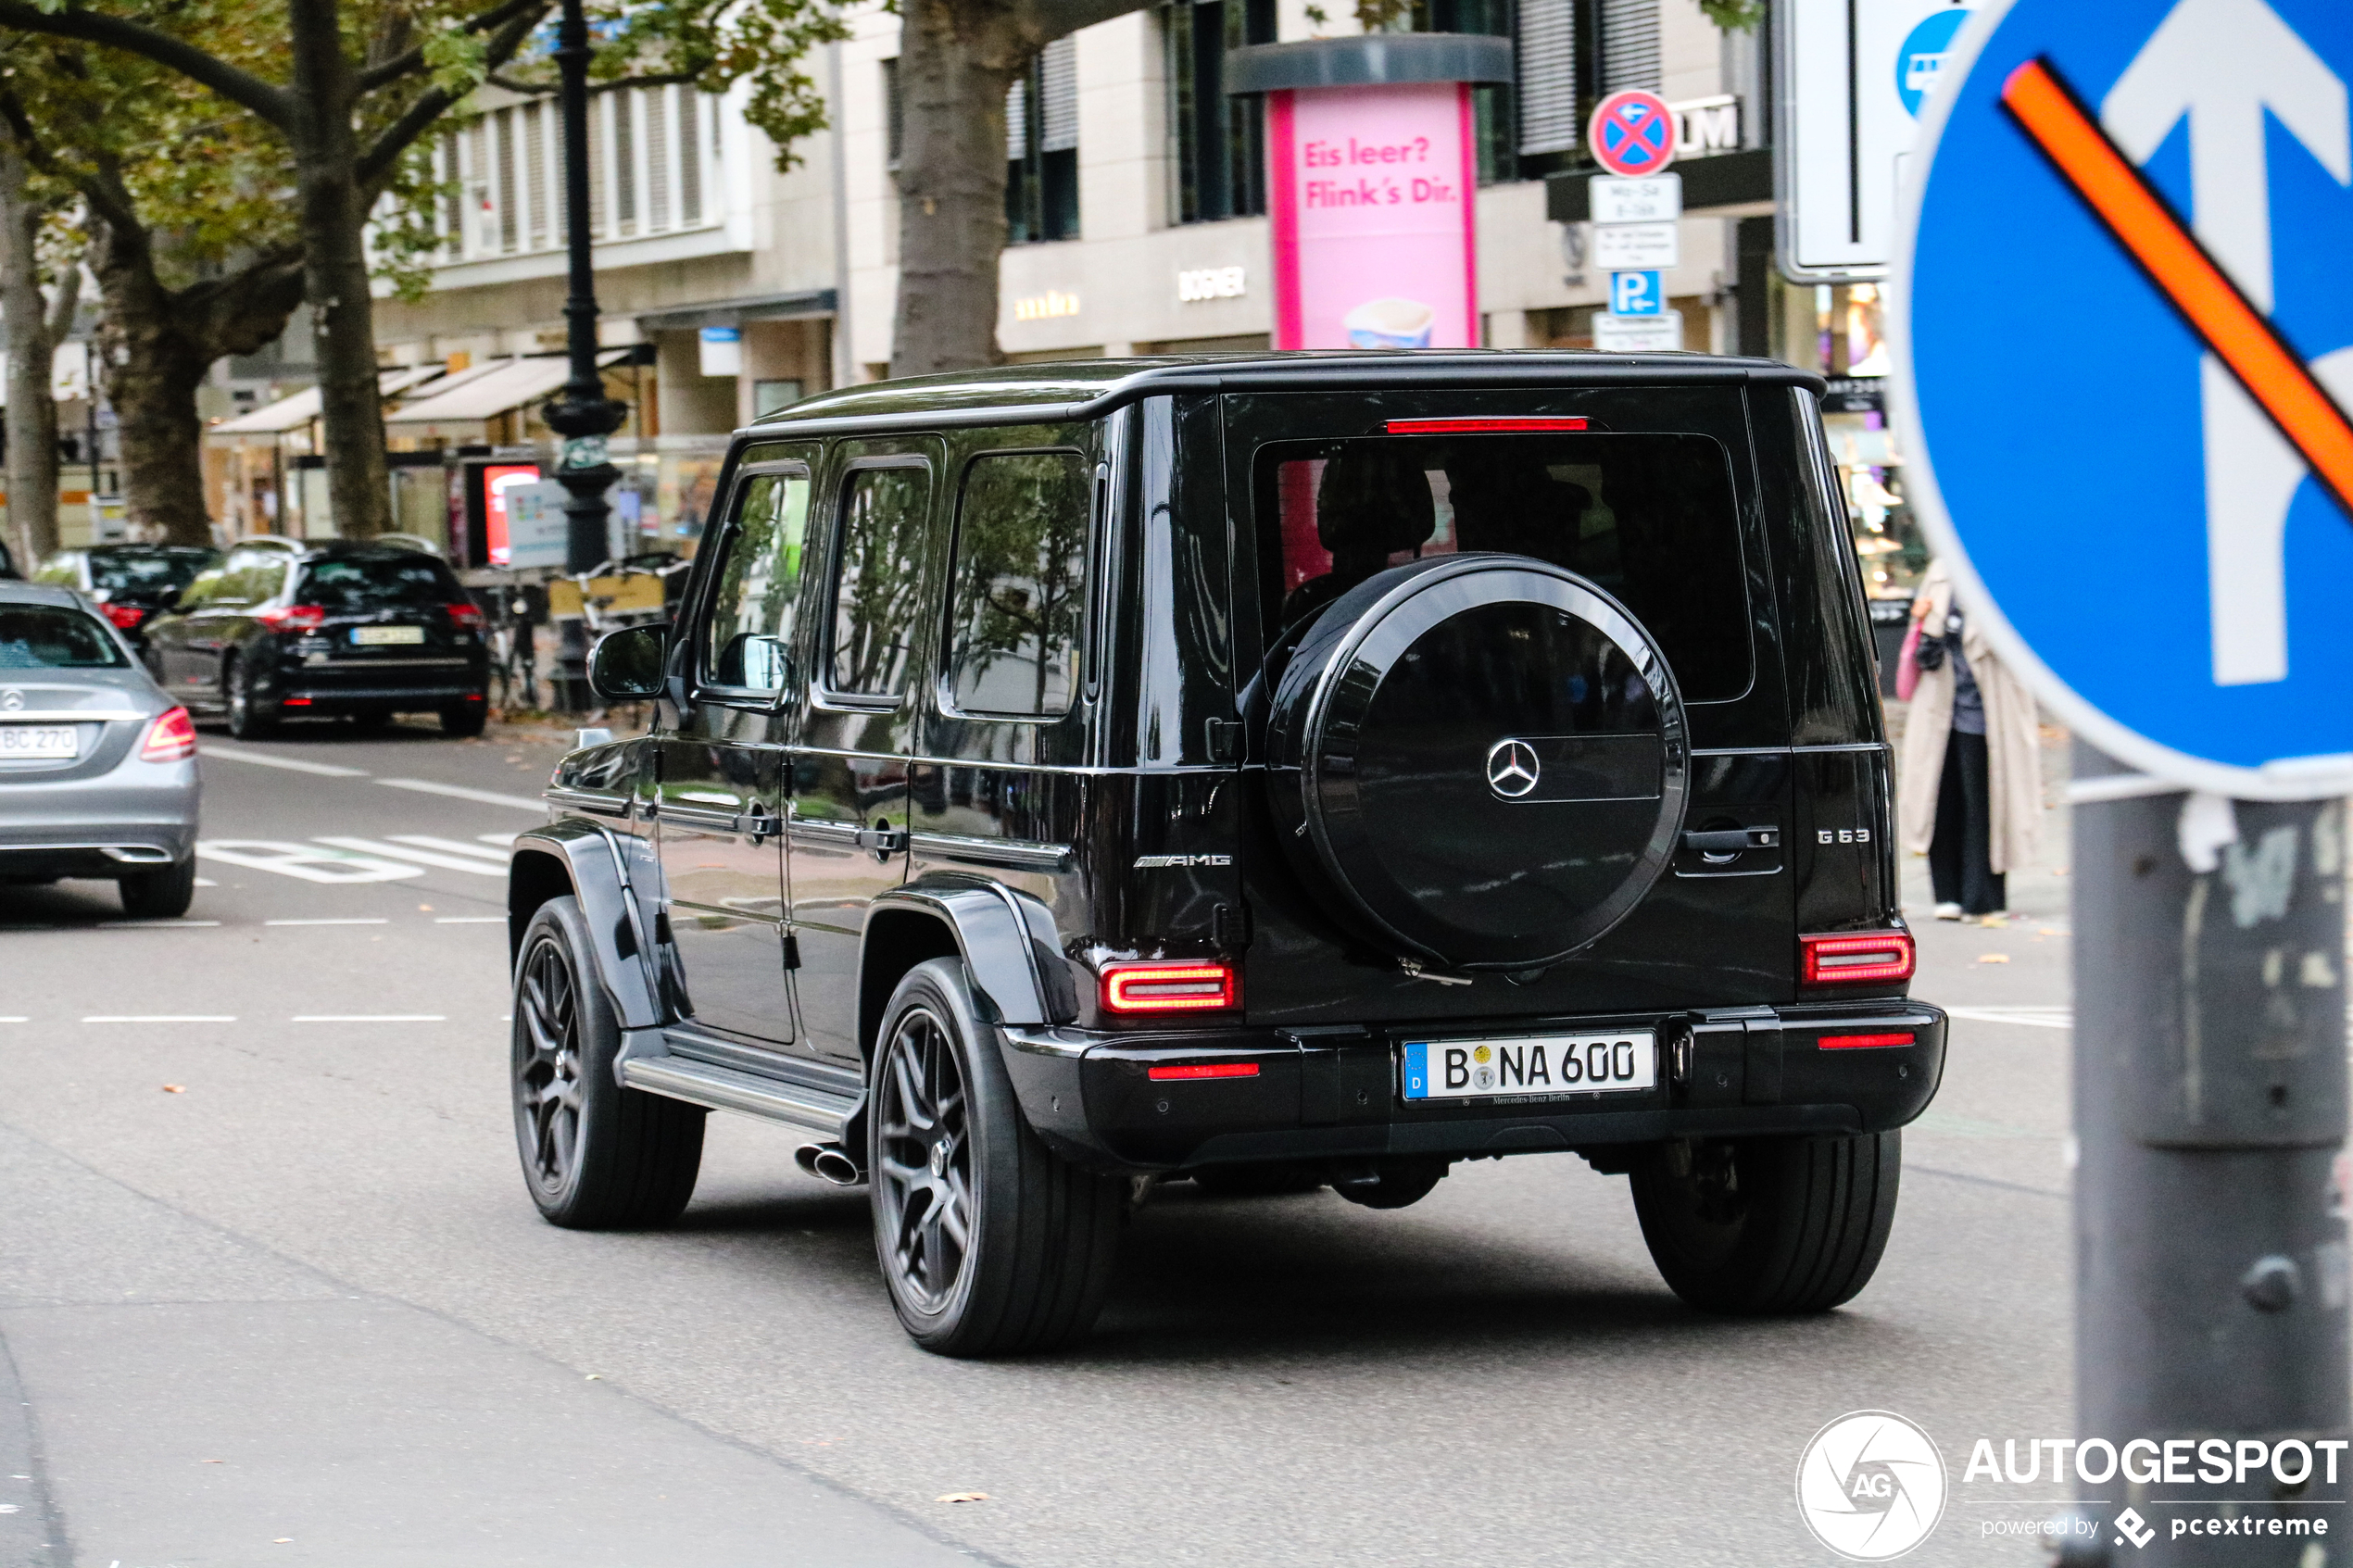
[2101,0,2350,686]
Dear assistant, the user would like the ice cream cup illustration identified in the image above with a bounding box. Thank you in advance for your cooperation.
[1344,297,1436,349]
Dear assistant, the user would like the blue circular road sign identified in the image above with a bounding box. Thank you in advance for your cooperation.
[1894,0,2353,797]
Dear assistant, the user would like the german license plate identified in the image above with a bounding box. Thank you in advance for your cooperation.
[1401,1031,1657,1102]
[352,625,425,646]
[0,724,77,759]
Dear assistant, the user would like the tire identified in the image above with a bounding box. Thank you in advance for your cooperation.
[440,701,487,738]
[118,858,196,919]
[1191,1162,1326,1198]
[511,896,705,1228]
[868,958,1124,1357]
[224,658,275,738]
[1629,1133,1902,1314]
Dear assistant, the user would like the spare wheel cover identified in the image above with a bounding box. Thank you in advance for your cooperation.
[1271,554,1688,971]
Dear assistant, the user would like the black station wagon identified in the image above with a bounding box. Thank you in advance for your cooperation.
[507,352,1946,1356]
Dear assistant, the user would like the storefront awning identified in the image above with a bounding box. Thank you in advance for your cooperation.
[383,350,635,426]
[212,364,448,434]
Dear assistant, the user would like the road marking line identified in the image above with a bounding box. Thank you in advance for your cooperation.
[102,921,222,929]
[434,916,505,924]
[388,834,511,862]
[317,836,506,877]
[194,878,218,887]
[476,833,515,848]
[199,841,422,884]
[2003,56,2353,518]
[0,1017,27,1022]
[198,746,368,778]
[376,778,546,811]
[291,1014,447,1022]
[82,1015,236,1023]
[1946,1006,2074,1030]
[264,918,390,927]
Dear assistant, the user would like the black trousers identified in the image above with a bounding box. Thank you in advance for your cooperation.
[1929,729,2006,915]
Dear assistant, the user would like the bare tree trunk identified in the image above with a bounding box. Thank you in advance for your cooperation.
[889,0,1028,376]
[288,0,390,539]
[0,136,68,567]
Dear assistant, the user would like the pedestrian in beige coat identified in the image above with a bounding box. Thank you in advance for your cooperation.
[1897,560,2042,922]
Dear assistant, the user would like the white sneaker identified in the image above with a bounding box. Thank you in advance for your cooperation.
[1933,902,1963,921]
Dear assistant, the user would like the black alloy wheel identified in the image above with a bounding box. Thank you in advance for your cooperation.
[873,999,974,1315]
[1628,1132,1902,1314]
[510,897,704,1227]
[224,658,275,739]
[440,700,487,738]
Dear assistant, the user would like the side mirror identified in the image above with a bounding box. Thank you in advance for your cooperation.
[588,624,667,700]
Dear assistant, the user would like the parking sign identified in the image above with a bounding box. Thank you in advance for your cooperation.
[1608,271,1664,316]
[1893,0,2353,797]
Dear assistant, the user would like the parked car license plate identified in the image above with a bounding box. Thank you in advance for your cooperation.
[352,625,426,646]
[0,724,78,759]
[1401,1031,1656,1102]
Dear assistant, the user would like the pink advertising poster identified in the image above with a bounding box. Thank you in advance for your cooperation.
[1267,82,1478,351]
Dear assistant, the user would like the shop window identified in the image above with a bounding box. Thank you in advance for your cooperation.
[1007,39,1080,244]
[946,451,1090,718]
[1165,0,1275,225]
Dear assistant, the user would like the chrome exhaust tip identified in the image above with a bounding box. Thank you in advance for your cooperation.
[794,1142,866,1186]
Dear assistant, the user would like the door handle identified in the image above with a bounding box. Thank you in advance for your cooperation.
[742,804,776,844]
[1680,828,1780,853]
[855,820,909,859]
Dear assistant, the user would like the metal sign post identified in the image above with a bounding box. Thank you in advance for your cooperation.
[1894,2,2353,1559]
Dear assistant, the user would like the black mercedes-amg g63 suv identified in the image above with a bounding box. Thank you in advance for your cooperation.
[506,353,1944,1356]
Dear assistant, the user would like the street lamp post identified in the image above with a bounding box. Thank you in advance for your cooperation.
[539,0,628,711]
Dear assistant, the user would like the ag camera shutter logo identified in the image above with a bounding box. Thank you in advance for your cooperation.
[1795,1411,1948,1561]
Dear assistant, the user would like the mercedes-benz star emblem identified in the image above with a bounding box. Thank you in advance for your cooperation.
[1485,739,1541,798]
[0,689,20,711]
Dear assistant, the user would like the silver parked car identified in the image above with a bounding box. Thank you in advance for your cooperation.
[0,583,201,917]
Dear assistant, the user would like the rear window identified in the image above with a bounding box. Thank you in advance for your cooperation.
[0,605,126,668]
[89,548,215,595]
[1253,433,1751,702]
[297,553,460,612]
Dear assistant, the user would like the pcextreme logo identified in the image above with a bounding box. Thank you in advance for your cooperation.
[1796,1411,1949,1561]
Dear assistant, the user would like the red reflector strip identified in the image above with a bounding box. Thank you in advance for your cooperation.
[1818,1032,1917,1050]
[1801,932,1917,985]
[283,697,312,706]
[1101,962,1238,1014]
[1147,1061,1262,1081]
[1384,417,1588,434]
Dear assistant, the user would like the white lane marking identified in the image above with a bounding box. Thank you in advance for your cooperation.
[1946,1006,2074,1030]
[102,921,221,929]
[265,918,389,927]
[82,1015,236,1023]
[476,834,515,848]
[292,1014,446,1022]
[388,834,510,863]
[199,746,367,778]
[434,916,505,924]
[197,841,422,884]
[0,1016,27,1022]
[377,778,546,811]
[317,836,505,877]
[194,878,218,887]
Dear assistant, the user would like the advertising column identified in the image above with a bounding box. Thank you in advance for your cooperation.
[1228,35,1515,352]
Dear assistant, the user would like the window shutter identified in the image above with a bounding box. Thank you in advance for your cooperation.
[1040,37,1079,152]
[1516,0,1579,156]
[1006,78,1028,160]
[1599,0,1661,94]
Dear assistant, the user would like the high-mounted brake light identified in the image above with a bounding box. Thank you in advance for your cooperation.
[1818,1031,1917,1050]
[1801,932,1917,986]
[101,602,146,630]
[446,601,485,630]
[1101,961,1238,1014]
[1385,417,1589,434]
[257,604,327,633]
[140,706,196,762]
[1147,1061,1261,1081]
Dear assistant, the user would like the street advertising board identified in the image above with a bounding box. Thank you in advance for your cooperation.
[1267,83,1478,350]
[1893,0,2353,797]
[502,479,571,571]
[1778,0,1975,279]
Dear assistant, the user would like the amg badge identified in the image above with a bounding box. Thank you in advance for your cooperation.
[1132,854,1233,868]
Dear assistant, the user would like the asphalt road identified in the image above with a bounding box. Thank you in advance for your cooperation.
[0,716,2088,1568]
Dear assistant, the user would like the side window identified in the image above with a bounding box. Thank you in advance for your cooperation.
[827,465,931,696]
[945,451,1089,718]
[701,470,810,694]
[178,567,228,608]
[32,556,74,586]
[241,558,288,604]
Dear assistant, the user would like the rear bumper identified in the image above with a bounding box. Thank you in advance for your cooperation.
[271,652,486,711]
[0,758,199,875]
[999,1000,1947,1173]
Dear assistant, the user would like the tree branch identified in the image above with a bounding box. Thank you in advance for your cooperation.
[354,0,549,95]
[0,0,294,129]
[485,68,697,96]
[1020,0,1153,50]
[355,1,546,190]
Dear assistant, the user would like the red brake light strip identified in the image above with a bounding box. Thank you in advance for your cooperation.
[1818,1032,1917,1050]
[1384,418,1589,434]
[1147,1061,1261,1081]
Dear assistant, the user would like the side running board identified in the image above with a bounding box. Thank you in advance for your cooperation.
[619,1056,857,1136]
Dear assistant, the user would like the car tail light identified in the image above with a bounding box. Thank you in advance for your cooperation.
[140,706,196,761]
[1801,932,1917,985]
[1385,417,1590,433]
[1818,1031,1917,1050]
[102,602,146,630]
[1147,1061,1261,1081]
[256,604,326,633]
[1101,961,1238,1014]
[446,601,484,630]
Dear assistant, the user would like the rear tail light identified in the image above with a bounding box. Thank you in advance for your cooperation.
[447,601,484,630]
[140,706,196,761]
[102,602,146,630]
[1801,931,1917,985]
[1101,961,1239,1014]
[1818,1031,1917,1050]
[1147,1061,1261,1081]
[256,604,326,633]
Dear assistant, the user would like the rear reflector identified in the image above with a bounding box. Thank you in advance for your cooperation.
[1101,961,1238,1014]
[140,706,196,762]
[1802,931,1916,985]
[1818,1032,1917,1050]
[1147,1061,1261,1081]
[283,696,312,707]
[1384,417,1589,434]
